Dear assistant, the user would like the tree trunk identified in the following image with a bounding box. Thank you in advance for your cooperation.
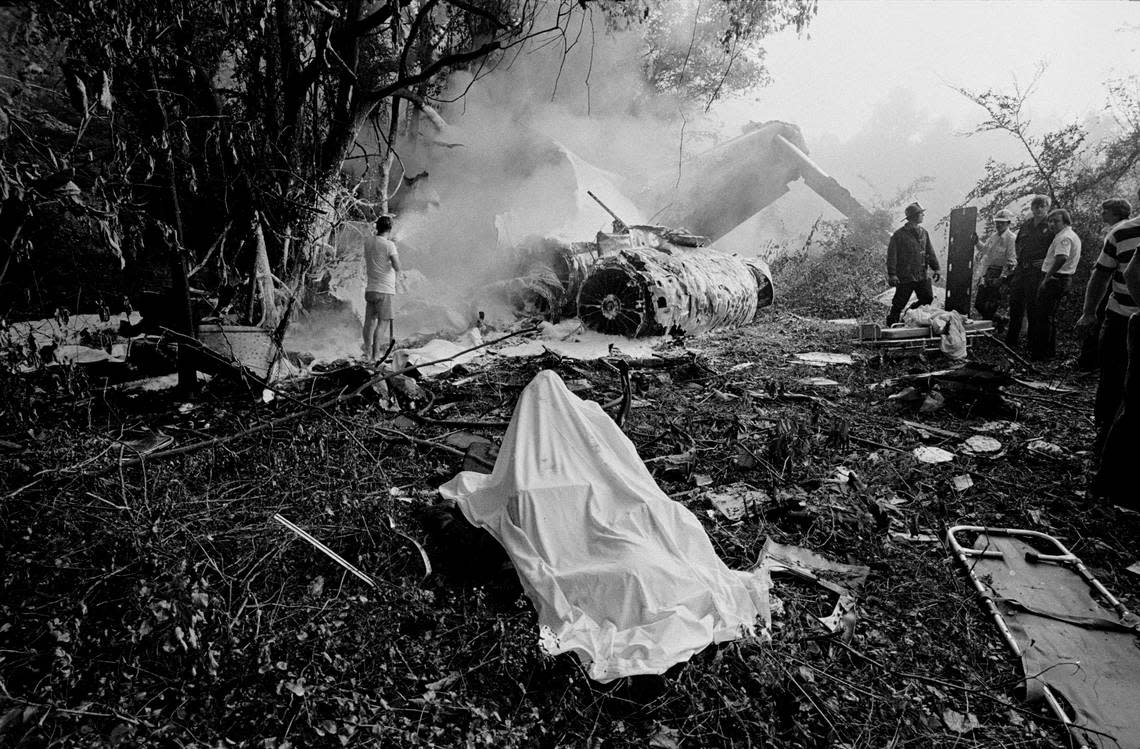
[251,213,280,328]
[149,66,196,394]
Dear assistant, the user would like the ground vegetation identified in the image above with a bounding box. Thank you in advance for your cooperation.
[1,310,1133,747]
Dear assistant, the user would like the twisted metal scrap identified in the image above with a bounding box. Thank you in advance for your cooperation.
[578,232,773,337]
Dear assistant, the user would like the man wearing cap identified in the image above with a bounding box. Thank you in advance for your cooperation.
[886,202,941,326]
[1076,197,1137,453]
[1027,208,1081,360]
[972,209,1017,322]
[1007,195,1055,348]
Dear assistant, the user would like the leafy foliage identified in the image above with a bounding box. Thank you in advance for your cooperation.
[766,210,892,319]
[2,0,817,328]
[957,66,1140,337]
[638,0,817,108]
[957,65,1140,224]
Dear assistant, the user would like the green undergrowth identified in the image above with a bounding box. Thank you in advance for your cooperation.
[1,310,1135,747]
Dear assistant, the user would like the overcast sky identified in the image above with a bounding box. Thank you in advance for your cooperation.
[703,0,1140,249]
[440,0,1140,253]
[745,0,1140,142]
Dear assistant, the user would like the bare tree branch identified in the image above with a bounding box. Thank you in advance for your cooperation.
[359,40,502,108]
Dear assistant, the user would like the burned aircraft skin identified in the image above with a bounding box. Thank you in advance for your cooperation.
[499,235,606,319]
[503,120,861,337]
[576,226,773,338]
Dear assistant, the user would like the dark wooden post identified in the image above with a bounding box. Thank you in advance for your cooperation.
[946,207,977,315]
[150,66,197,395]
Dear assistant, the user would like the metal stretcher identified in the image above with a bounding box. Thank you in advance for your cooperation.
[858,319,995,353]
[947,526,1140,749]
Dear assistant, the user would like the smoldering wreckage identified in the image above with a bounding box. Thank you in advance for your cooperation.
[3,122,1140,748]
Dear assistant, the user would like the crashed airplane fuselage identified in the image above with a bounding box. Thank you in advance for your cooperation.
[576,226,772,338]
[500,120,859,336]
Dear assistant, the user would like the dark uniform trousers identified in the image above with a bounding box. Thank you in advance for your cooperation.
[886,278,934,326]
[1006,266,1043,347]
[1094,312,1140,509]
[1027,274,1071,361]
[1094,311,1131,451]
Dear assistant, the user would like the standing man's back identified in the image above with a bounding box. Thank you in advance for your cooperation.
[1077,198,1139,452]
[362,215,401,361]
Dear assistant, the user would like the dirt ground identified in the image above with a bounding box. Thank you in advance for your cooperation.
[1,309,1137,748]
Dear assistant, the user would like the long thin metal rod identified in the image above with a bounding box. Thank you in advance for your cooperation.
[273,513,377,589]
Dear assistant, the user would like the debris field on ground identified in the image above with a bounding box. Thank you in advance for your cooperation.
[1,309,1137,748]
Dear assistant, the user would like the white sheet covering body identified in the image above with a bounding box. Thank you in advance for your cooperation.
[439,370,764,682]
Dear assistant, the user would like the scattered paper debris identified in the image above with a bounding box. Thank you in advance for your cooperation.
[754,539,869,633]
[794,352,854,366]
[942,708,981,734]
[961,435,1001,455]
[951,474,974,492]
[392,328,485,377]
[974,420,1021,435]
[828,466,866,493]
[913,446,954,464]
[796,376,839,387]
[648,724,682,749]
[1026,440,1067,459]
[706,484,770,522]
[890,531,940,543]
[55,344,126,365]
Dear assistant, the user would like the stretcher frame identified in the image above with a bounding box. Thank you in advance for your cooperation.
[857,319,995,354]
[946,525,1135,749]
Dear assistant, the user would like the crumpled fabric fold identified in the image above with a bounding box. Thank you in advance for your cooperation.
[439,370,765,682]
[904,305,968,359]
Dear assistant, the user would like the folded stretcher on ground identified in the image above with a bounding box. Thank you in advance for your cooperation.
[948,526,1140,749]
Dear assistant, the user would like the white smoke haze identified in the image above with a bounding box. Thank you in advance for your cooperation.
[295,11,746,360]
[292,1,1140,361]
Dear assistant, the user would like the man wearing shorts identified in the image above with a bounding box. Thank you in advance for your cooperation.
[362,215,401,361]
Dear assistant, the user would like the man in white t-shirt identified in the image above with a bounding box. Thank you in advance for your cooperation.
[362,215,401,361]
[1027,208,1081,360]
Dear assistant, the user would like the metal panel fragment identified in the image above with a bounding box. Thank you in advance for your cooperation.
[577,229,773,337]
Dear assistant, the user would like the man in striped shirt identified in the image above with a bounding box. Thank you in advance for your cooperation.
[1076,198,1139,450]
[1094,205,1140,509]
[1075,200,1133,371]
